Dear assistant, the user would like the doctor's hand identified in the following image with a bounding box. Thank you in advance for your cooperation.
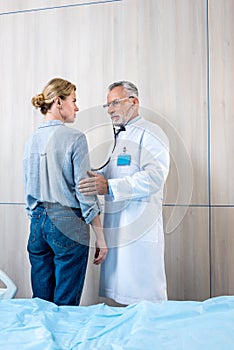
[78,171,108,195]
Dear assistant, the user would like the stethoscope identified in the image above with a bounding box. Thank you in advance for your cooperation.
[91,125,126,171]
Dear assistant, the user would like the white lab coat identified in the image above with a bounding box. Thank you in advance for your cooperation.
[99,116,170,304]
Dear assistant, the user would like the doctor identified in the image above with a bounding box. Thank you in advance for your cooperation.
[78,81,170,305]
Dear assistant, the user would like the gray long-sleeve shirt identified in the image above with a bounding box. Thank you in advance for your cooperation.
[23,120,101,223]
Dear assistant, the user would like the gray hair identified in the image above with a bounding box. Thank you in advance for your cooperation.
[108,80,139,98]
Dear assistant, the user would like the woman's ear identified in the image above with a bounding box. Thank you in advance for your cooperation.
[55,97,62,109]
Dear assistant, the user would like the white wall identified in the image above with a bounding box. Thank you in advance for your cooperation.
[0,0,234,304]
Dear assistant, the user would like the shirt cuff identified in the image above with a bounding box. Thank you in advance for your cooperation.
[83,202,102,224]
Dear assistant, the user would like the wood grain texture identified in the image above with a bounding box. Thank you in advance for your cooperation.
[209,0,234,205]
[211,207,234,296]
[0,0,113,13]
[164,206,210,301]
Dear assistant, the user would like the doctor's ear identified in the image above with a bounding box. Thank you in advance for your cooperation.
[131,97,139,105]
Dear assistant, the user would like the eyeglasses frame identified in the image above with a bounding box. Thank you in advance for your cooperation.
[103,96,135,109]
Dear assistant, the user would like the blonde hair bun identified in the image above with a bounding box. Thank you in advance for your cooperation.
[32,93,45,108]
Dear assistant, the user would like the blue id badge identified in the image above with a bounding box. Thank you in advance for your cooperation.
[117,154,131,166]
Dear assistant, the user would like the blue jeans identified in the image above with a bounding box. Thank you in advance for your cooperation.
[27,203,90,306]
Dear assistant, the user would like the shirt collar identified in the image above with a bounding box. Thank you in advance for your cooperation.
[38,120,64,129]
[125,115,141,126]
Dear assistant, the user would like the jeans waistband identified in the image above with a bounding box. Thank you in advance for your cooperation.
[37,202,81,212]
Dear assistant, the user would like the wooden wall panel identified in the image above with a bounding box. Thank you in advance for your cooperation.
[209,0,234,205]
[132,0,208,206]
[0,14,35,202]
[209,0,234,297]
[211,208,234,296]
[164,206,210,301]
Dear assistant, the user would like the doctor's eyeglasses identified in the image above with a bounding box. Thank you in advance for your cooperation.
[103,96,134,109]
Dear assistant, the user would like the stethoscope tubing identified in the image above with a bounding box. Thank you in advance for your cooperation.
[91,125,125,171]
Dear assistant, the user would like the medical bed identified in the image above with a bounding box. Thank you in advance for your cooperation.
[0,296,234,349]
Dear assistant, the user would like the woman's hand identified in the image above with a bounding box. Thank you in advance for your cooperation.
[90,215,108,265]
[93,239,108,265]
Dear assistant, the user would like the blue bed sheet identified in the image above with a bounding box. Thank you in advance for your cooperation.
[0,296,234,349]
